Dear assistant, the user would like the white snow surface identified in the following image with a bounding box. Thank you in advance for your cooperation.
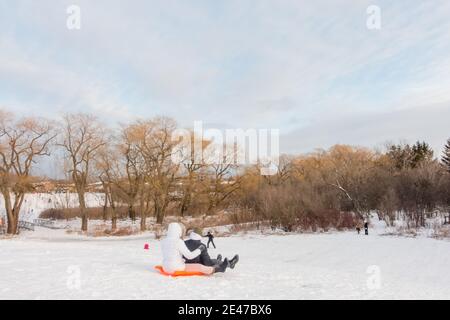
[1,227,450,299]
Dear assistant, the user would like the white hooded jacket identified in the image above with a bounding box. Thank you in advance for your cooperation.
[161,223,201,273]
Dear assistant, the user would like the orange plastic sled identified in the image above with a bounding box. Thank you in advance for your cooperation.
[154,265,208,277]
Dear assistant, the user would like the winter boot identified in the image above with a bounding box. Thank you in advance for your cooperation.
[229,254,239,269]
[214,258,229,273]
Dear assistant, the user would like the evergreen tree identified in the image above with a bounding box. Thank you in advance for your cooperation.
[387,141,433,170]
[410,141,433,168]
[442,138,450,173]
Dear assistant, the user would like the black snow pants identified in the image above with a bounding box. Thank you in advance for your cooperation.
[207,238,216,249]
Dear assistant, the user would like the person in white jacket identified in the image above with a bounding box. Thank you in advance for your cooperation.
[161,222,218,275]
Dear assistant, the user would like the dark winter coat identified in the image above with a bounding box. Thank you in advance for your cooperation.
[184,239,216,266]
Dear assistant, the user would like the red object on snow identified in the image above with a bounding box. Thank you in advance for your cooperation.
[144,243,149,250]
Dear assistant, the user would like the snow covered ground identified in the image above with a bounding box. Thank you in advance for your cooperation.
[1,227,450,299]
[1,194,449,299]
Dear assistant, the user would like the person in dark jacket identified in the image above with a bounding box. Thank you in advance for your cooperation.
[184,231,221,266]
[364,221,369,235]
[205,231,216,248]
[184,230,239,269]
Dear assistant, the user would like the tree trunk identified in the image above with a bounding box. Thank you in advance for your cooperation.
[81,214,88,231]
[140,201,146,232]
[140,215,146,231]
[156,212,163,224]
[137,184,147,231]
[78,191,88,232]
[108,190,117,232]
[155,202,164,224]
[111,214,117,231]
[3,191,18,235]
[107,206,117,232]
[180,194,190,216]
[180,183,192,216]
[102,193,108,221]
[128,204,136,221]
[6,211,18,234]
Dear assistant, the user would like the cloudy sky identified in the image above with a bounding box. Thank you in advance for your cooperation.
[1,0,450,163]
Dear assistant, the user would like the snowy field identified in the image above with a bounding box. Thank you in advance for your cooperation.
[1,227,450,300]
[1,193,449,299]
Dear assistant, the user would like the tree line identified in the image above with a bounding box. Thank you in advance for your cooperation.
[0,111,241,233]
[238,142,450,231]
[1,109,449,234]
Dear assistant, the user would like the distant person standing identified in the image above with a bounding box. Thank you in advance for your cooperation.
[205,231,216,249]
[364,221,369,235]
[356,221,362,235]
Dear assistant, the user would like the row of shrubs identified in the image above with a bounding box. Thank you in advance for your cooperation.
[40,207,129,220]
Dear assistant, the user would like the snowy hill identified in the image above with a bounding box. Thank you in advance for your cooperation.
[1,228,450,299]
[2,193,450,299]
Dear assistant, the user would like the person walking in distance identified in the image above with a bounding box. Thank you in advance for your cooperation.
[205,231,216,249]
[364,221,369,235]
[356,220,363,234]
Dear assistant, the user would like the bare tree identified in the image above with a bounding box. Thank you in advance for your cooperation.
[117,122,148,229]
[96,145,122,231]
[263,154,294,186]
[203,145,241,212]
[138,117,180,225]
[117,123,148,223]
[311,145,374,219]
[291,145,375,220]
[175,131,211,216]
[59,114,106,232]
[0,111,55,234]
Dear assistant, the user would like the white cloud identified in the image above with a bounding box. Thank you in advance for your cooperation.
[0,0,449,158]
